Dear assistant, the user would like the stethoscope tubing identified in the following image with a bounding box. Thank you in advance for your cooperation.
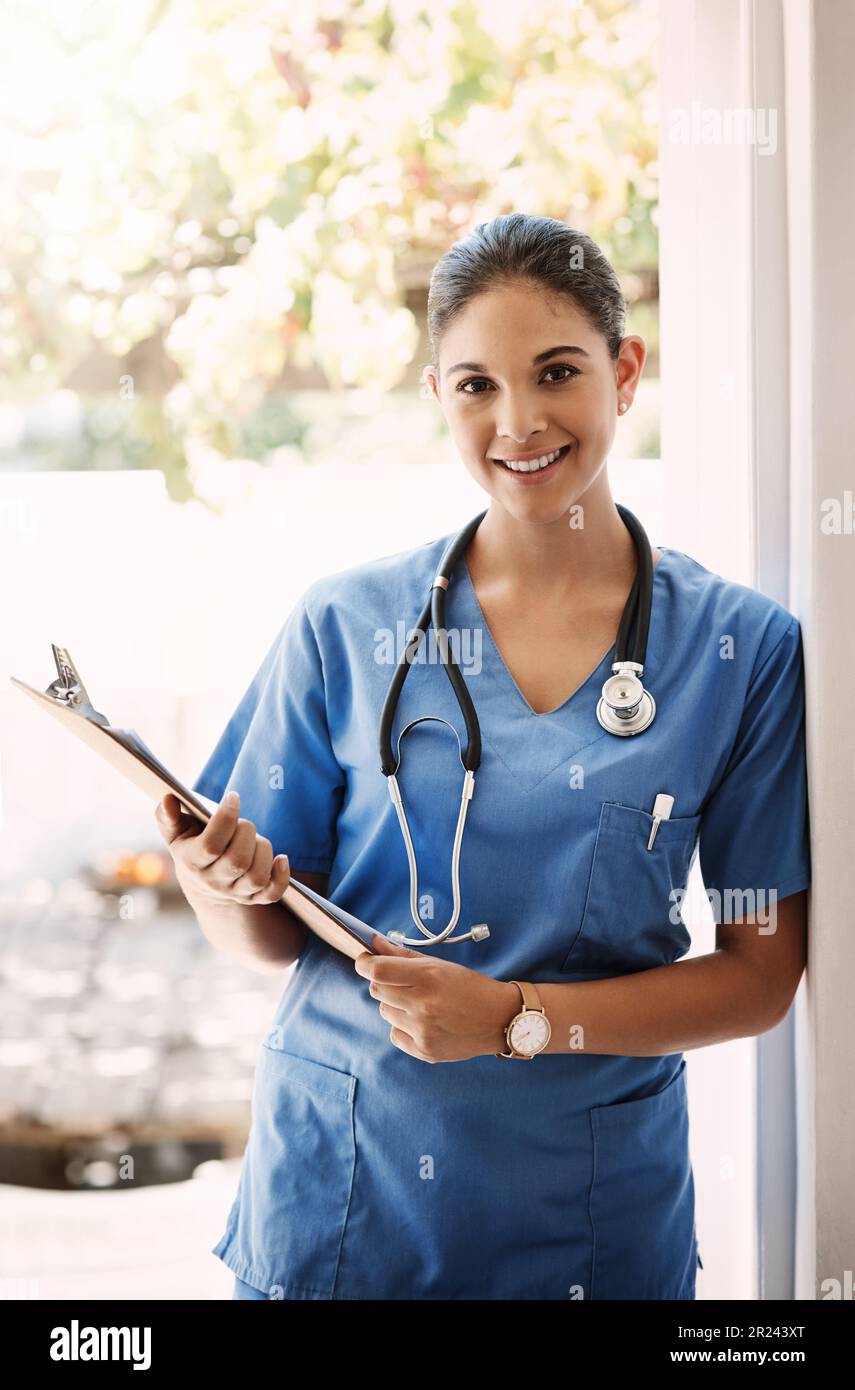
[377,504,654,946]
[378,509,485,777]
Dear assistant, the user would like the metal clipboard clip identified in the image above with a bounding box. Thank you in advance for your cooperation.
[44,644,110,727]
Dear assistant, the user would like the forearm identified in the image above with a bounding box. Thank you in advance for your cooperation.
[534,949,784,1057]
[188,891,308,973]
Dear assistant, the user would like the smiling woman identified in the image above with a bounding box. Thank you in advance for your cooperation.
[184,213,810,1301]
[418,219,666,718]
[423,215,643,528]
[420,232,653,652]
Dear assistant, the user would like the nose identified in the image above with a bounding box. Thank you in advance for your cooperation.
[494,395,550,445]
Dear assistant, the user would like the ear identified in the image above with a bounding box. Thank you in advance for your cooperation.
[420,364,440,403]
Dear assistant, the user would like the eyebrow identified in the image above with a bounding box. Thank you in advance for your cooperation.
[446,345,591,376]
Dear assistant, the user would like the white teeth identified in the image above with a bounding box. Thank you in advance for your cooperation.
[495,446,564,473]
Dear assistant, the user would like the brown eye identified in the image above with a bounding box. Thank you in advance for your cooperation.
[542,364,582,383]
[456,365,581,394]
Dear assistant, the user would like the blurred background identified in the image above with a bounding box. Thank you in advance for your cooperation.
[0,0,690,1300]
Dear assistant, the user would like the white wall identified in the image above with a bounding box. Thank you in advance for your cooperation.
[784,0,855,1303]
[660,0,855,1302]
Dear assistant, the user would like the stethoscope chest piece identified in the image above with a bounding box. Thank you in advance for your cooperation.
[596,662,656,736]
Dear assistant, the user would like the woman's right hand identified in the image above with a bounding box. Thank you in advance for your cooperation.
[154,790,291,907]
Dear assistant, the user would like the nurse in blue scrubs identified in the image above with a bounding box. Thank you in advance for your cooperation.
[190,213,810,1300]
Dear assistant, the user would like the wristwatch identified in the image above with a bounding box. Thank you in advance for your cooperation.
[495,980,551,1060]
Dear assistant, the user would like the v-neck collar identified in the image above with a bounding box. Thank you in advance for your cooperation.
[456,545,674,721]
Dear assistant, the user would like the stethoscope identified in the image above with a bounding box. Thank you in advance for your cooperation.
[378,504,656,948]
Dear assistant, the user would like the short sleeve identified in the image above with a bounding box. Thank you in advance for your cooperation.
[190,591,346,873]
[698,614,811,924]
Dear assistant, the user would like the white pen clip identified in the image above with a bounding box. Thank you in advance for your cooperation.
[647,793,675,850]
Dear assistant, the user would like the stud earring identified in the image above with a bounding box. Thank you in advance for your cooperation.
[618,402,628,414]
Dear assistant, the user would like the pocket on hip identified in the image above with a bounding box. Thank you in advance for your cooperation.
[588,1060,698,1300]
[233,1044,357,1298]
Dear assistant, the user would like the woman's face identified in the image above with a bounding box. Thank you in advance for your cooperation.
[424,280,645,524]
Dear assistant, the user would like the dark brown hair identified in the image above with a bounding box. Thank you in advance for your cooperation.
[426,213,627,370]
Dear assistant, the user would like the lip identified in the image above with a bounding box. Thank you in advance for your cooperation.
[490,441,572,482]
[490,443,570,462]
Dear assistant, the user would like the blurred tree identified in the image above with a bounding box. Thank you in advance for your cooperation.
[0,0,658,492]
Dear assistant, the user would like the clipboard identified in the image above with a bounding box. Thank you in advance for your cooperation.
[10,644,379,960]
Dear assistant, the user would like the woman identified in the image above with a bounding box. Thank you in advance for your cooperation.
[157,213,810,1300]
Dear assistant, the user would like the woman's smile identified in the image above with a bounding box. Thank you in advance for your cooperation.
[489,440,573,483]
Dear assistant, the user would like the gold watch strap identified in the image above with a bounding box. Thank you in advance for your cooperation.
[516,980,543,1013]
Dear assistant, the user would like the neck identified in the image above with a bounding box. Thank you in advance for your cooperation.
[465,496,650,600]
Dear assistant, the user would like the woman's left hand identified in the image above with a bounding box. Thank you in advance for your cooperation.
[354,932,519,1063]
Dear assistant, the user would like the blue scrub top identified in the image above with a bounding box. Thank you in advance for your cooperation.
[191,526,811,1301]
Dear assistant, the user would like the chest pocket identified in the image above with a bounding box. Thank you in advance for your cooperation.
[560,800,702,974]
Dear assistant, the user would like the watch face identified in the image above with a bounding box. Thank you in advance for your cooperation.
[509,1010,550,1056]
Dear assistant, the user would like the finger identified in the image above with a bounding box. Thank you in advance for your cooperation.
[192,791,246,867]
[354,956,419,986]
[367,976,419,1006]
[370,932,422,957]
[357,956,423,986]
[387,1026,429,1062]
[196,816,259,881]
[240,853,291,905]
[376,998,410,1026]
[354,937,424,981]
[225,830,275,898]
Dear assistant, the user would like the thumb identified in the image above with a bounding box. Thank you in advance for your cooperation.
[155,792,192,843]
[370,931,422,957]
[156,792,181,823]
